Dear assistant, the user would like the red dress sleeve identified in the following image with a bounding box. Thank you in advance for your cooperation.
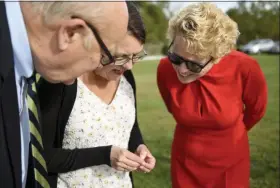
[157,58,172,113]
[242,59,268,131]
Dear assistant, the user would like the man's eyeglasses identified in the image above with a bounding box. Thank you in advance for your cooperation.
[167,41,212,73]
[101,50,147,66]
[72,16,115,66]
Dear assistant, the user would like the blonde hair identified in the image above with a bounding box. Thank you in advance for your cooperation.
[168,3,240,62]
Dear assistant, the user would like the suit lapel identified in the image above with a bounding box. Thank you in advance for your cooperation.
[0,2,13,80]
[0,2,22,188]
[1,71,21,188]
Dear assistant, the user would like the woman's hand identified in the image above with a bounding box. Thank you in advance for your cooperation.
[110,146,145,172]
[135,144,156,173]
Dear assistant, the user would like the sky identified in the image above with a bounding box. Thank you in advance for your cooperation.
[170,1,238,13]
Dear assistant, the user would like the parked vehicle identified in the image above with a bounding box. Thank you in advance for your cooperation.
[267,41,279,54]
[240,39,275,54]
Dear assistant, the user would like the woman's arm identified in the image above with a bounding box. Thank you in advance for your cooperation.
[45,147,112,173]
[157,59,172,113]
[38,79,112,173]
[128,114,144,152]
[242,59,268,131]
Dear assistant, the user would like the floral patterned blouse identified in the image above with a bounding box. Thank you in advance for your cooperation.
[57,76,135,188]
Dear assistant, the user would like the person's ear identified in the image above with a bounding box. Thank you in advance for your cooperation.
[57,18,90,51]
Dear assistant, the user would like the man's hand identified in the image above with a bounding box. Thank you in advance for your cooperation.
[110,146,145,172]
[135,144,156,173]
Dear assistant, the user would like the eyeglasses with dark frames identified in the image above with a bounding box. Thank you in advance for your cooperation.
[72,16,115,66]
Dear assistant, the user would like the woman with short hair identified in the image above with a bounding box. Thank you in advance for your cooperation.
[157,3,267,188]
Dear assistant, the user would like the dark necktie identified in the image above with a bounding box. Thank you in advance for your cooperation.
[26,74,50,188]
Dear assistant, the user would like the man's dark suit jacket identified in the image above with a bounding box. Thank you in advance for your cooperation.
[37,70,144,188]
[0,2,23,188]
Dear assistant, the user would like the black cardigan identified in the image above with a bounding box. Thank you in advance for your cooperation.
[37,70,144,187]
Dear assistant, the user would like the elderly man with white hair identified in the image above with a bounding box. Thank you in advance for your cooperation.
[0,1,128,188]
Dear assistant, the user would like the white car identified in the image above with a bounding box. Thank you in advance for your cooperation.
[267,41,280,54]
[240,39,275,54]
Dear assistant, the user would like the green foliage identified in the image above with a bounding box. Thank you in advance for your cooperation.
[161,43,169,55]
[132,2,169,54]
[138,2,169,44]
[227,2,279,45]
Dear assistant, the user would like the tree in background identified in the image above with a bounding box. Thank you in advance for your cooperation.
[227,1,279,45]
[135,2,168,42]
[134,1,169,54]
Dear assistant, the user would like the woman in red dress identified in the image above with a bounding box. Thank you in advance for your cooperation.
[157,3,268,188]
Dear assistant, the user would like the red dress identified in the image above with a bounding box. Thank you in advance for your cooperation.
[157,50,268,188]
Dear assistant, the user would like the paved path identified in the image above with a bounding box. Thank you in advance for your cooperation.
[142,55,164,61]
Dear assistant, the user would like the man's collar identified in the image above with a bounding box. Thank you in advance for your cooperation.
[5,1,34,78]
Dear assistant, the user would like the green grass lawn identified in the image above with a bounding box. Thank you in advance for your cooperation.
[132,54,279,188]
